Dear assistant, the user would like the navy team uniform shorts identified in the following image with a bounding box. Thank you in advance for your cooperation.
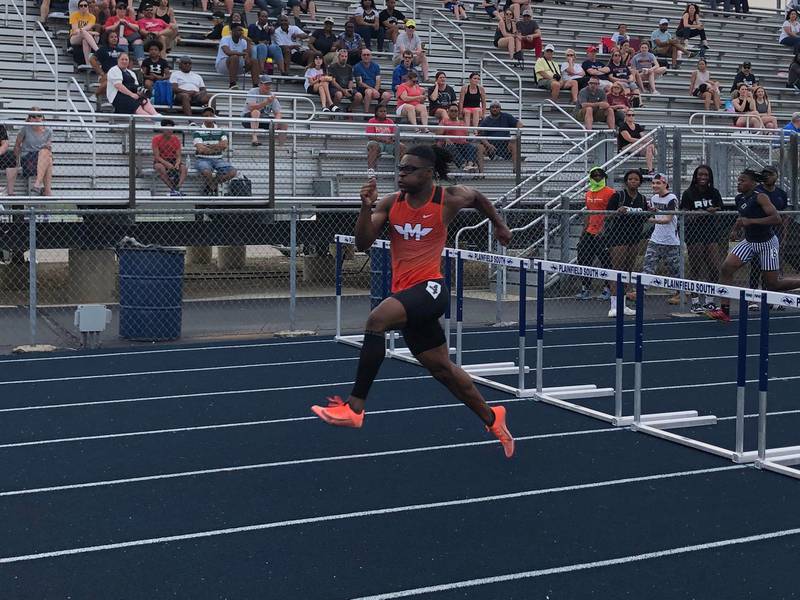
[392,278,449,355]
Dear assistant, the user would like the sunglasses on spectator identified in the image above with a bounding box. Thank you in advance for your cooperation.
[566,52,575,56]
[398,164,430,174]
[626,112,635,116]
[78,3,88,6]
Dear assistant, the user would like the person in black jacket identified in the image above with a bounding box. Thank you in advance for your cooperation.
[729,61,758,96]
[604,168,649,317]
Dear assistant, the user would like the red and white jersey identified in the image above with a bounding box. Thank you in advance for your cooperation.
[388,185,446,293]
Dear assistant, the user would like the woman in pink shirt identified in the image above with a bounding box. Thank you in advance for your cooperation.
[438,103,478,172]
[395,69,429,128]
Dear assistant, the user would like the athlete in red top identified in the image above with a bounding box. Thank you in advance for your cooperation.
[311,144,515,457]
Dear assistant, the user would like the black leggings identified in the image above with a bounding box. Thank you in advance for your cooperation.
[576,231,610,288]
[676,26,707,42]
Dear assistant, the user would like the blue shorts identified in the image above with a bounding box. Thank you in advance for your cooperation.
[195,157,235,175]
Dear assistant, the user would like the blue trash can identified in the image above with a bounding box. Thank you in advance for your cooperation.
[118,247,185,341]
[369,247,391,309]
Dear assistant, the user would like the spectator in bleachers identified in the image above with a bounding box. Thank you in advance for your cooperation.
[355,0,381,50]
[560,48,585,87]
[732,84,763,128]
[366,104,404,175]
[305,53,337,112]
[69,0,100,65]
[607,48,640,106]
[141,40,170,94]
[676,3,709,54]
[651,17,686,69]
[217,24,259,89]
[394,20,429,81]
[458,72,486,131]
[13,110,54,196]
[444,0,468,21]
[335,20,365,66]
[104,2,144,63]
[428,71,456,123]
[242,74,286,145]
[574,166,613,301]
[153,0,179,53]
[223,0,254,16]
[753,86,778,129]
[606,81,630,124]
[505,0,530,21]
[476,100,522,168]
[137,4,171,57]
[438,104,479,172]
[617,109,653,173]
[206,11,225,40]
[779,10,800,48]
[611,23,629,47]
[0,123,18,195]
[730,61,758,95]
[581,46,611,89]
[170,56,212,116]
[107,52,160,115]
[392,50,420,92]
[517,9,542,61]
[378,0,405,52]
[782,111,800,134]
[354,49,392,113]
[287,0,316,23]
[275,14,310,74]
[619,40,635,67]
[254,0,283,19]
[152,118,188,196]
[395,70,429,129]
[329,48,364,113]
[535,44,579,103]
[575,76,614,130]
[481,0,499,20]
[194,106,236,196]
[493,9,522,66]
[221,12,249,39]
[249,10,284,73]
[631,41,666,94]
[90,30,124,99]
[689,58,721,110]
[310,16,339,64]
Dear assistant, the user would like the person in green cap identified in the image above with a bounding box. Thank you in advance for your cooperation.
[574,166,614,300]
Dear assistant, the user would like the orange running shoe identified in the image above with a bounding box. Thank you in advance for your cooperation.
[486,405,514,458]
[311,395,364,428]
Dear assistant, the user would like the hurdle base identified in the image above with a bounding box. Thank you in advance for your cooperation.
[632,423,738,460]
[756,459,800,480]
[735,445,800,464]
[621,412,718,429]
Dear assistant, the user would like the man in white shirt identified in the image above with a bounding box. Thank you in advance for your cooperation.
[216,24,259,89]
[642,173,681,304]
[170,56,212,116]
[392,19,428,81]
[274,14,309,75]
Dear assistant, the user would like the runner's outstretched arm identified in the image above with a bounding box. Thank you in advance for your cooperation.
[355,179,393,251]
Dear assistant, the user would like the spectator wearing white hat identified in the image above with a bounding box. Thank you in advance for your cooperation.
[535,44,578,102]
[651,17,686,69]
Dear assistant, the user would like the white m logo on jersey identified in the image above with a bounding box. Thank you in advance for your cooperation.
[394,223,433,241]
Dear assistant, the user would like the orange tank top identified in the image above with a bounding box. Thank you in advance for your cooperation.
[388,185,446,293]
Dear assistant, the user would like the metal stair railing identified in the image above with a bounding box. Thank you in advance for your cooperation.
[428,10,466,81]
[479,52,522,119]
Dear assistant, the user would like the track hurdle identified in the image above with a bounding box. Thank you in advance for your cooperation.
[630,275,800,466]
[333,234,535,396]
[533,262,711,428]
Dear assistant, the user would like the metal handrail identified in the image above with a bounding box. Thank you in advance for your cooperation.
[428,10,466,81]
[544,98,585,131]
[479,52,522,119]
[208,90,317,122]
[65,77,96,140]
[4,0,27,59]
[32,21,59,106]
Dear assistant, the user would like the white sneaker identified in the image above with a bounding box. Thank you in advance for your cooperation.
[609,306,636,318]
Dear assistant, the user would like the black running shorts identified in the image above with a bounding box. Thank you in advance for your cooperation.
[393,278,449,356]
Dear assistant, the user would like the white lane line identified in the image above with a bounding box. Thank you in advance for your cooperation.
[351,525,800,599]
[624,374,800,394]
[0,465,744,564]
[5,336,800,388]
[718,408,800,421]
[529,312,800,333]
[0,394,532,449]
[0,427,619,497]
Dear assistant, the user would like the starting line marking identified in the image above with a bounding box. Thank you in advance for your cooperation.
[351,525,800,599]
[0,465,743,564]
